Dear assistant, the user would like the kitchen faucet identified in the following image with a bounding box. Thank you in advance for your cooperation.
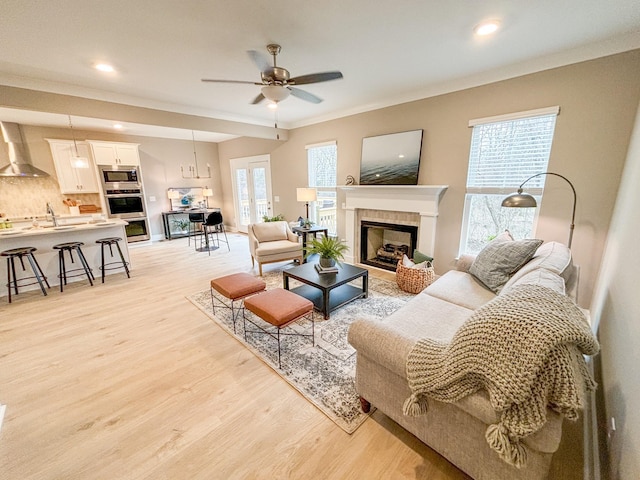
[46,202,59,227]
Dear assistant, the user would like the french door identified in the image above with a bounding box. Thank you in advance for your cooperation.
[230,155,273,233]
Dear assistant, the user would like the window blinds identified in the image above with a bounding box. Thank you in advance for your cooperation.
[466,110,558,194]
[307,143,337,187]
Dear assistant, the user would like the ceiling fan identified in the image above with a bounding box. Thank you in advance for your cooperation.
[201,44,343,105]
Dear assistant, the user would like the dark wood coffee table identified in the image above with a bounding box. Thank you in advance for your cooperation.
[282,262,368,319]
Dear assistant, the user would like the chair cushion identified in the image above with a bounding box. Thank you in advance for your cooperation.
[210,273,266,300]
[255,239,302,257]
[252,221,288,242]
[244,288,313,327]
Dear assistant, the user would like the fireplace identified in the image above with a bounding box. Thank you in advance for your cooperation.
[360,221,418,271]
[340,185,448,266]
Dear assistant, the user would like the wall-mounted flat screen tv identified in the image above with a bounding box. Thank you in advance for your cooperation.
[359,129,423,185]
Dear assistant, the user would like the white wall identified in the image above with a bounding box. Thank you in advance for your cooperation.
[590,102,640,478]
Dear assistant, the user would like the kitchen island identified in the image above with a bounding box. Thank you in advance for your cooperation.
[0,218,130,299]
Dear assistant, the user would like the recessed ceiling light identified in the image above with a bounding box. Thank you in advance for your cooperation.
[474,21,500,36]
[113,124,123,130]
[94,63,115,73]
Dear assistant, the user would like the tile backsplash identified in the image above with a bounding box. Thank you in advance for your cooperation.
[0,177,101,220]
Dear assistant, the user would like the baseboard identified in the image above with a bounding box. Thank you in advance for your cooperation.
[583,356,602,480]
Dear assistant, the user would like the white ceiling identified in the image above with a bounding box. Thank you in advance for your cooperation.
[1,0,639,142]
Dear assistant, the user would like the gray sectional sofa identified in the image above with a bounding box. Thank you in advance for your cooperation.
[348,241,594,480]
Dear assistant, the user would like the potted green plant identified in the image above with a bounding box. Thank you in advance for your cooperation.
[304,235,349,268]
[171,218,190,233]
[262,214,285,222]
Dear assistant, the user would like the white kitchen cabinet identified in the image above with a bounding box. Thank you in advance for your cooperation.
[46,139,100,194]
[88,141,140,166]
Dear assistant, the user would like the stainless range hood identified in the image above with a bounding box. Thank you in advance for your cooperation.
[0,121,49,177]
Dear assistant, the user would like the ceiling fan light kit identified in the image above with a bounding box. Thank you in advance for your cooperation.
[202,44,343,106]
[261,85,291,103]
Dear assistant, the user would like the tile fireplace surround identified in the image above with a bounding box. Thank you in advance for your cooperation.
[340,185,448,266]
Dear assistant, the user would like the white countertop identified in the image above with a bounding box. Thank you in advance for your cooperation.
[0,218,128,239]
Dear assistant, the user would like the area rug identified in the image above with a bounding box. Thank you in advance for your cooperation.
[186,267,414,433]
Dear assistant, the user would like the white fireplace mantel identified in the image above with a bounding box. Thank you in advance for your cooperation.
[339,185,448,264]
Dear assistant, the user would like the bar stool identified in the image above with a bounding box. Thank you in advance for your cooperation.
[95,237,130,283]
[1,246,50,303]
[52,241,94,292]
[202,211,230,255]
[188,212,205,249]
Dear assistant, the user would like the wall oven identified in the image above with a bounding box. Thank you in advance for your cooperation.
[104,189,146,218]
[124,217,150,242]
[100,165,150,242]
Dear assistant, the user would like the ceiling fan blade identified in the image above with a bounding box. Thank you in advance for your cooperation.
[289,71,343,85]
[251,93,266,105]
[201,79,261,85]
[288,87,322,104]
[247,50,271,72]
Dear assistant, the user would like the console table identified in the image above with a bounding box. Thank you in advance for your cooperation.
[162,208,220,240]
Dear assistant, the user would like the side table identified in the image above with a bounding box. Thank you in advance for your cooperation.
[292,225,328,262]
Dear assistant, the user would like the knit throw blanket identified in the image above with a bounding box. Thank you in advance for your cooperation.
[403,284,599,468]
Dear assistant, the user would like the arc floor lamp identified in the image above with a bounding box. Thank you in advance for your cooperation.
[501,172,577,249]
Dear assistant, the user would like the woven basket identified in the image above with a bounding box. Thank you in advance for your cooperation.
[396,260,435,294]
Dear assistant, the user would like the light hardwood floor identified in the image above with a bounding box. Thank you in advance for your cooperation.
[0,234,579,479]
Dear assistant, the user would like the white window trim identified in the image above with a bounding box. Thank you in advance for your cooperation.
[305,140,337,150]
[460,107,557,255]
[468,106,560,127]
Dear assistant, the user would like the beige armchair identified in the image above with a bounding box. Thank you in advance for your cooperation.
[248,221,303,275]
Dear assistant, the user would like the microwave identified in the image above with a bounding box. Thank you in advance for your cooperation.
[99,165,140,187]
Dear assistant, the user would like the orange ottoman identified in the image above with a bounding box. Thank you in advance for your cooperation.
[210,273,266,332]
[243,288,315,368]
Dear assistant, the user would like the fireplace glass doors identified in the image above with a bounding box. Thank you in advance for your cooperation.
[360,221,418,271]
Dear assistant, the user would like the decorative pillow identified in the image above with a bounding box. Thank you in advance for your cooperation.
[413,249,434,264]
[492,230,515,244]
[500,268,566,296]
[469,238,543,292]
[413,260,432,270]
[402,254,415,267]
[401,255,432,269]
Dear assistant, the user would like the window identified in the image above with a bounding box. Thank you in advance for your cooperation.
[306,141,337,235]
[459,107,559,255]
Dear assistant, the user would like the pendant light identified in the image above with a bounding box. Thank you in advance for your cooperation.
[68,115,89,168]
[181,130,211,179]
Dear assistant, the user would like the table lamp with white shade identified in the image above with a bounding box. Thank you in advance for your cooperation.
[296,187,317,220]
[203,187,213,208]
[167,189,180,210]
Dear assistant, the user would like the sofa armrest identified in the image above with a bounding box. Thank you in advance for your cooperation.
[348,319,416,377]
